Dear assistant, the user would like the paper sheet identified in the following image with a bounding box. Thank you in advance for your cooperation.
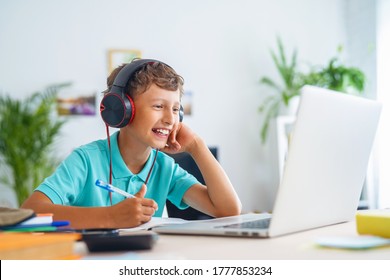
[119,217,190,232]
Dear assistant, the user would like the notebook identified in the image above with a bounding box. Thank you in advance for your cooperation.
[154,85,382,238]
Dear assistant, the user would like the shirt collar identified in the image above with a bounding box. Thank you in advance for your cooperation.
[110,131,157,182]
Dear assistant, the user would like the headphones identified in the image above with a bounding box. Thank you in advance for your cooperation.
[100,59,184,128]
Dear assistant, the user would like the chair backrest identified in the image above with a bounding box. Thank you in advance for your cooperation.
[165,147,218,220]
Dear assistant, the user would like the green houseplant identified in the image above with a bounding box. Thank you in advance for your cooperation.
[259,38,366,143]
[0,83,69,205]
[259,37,305,143]
[303,56,365,94]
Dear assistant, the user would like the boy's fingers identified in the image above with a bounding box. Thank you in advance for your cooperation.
[135,184,147,198]
[142,198,158,210]
[169,123,180,143]
[143,206,157,216]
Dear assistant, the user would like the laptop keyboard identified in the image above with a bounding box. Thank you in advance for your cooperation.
[218,218,271,229]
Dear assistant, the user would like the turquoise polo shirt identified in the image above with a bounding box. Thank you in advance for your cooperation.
[35,131,199,217]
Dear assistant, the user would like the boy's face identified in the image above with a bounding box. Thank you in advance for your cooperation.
[128,83,181,149]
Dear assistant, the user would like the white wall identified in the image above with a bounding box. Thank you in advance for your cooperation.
[344,0,378,209]
[0,0,347,212]
[377,0,390,208]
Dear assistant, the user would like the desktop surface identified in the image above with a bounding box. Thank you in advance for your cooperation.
[77,220,390,260]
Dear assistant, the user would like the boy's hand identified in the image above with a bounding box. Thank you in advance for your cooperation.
[109,184,158,228]
[162,122,198,154]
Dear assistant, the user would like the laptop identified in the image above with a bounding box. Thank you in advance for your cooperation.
[154,85,382,238]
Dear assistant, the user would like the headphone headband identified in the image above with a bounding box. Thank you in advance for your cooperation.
[111,59,160,94]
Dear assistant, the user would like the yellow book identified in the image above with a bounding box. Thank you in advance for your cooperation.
[0,232,81,260]
[356,209,390,238]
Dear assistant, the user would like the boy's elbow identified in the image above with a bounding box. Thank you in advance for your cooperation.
[215,202,242,218]
[231,203,242,216]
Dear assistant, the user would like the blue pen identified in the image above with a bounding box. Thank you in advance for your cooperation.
[2,221,70,229]
[95,179,135,198]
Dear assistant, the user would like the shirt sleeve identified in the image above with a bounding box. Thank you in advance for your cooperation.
[34,148,88,205]
[167,163,200,210]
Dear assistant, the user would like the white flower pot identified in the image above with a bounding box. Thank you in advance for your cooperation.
[279,95,301,116]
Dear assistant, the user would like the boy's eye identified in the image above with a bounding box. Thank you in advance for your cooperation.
[154,104,163,109]
[173,107,180,113]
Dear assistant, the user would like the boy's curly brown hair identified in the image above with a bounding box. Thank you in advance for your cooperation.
[105,59,184,99]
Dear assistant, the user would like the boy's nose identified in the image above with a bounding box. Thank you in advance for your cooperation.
[163,109,175,125]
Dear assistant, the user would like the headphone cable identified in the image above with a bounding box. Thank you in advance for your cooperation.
[106,124,113,205]
[145,149,158,185]
[105,125,158,205]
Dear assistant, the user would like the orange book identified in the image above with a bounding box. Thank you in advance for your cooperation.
[0,232,81,260]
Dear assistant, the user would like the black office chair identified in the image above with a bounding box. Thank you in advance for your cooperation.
[165,147,218,220]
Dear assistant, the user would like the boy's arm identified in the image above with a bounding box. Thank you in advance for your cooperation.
[21,187,157,229]
[183,137,242,217]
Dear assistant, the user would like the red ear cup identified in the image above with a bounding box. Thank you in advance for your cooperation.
[100,93,135,128]
[100,59,156,128]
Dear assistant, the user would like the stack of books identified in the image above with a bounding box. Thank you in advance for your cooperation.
[0,207,70,232]
[0,207,81,259]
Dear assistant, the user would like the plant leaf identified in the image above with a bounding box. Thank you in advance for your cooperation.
[0,83,70,205]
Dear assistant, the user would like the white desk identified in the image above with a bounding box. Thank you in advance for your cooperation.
[79,220,390,260]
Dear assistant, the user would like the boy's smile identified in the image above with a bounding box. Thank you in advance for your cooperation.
[152,128,171,137]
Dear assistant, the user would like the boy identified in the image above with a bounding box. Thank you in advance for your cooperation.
[22,59,241,229]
